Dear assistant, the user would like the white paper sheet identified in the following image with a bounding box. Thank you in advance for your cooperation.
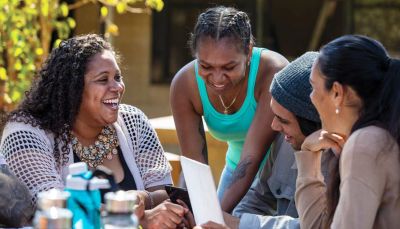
[180,156,225,225]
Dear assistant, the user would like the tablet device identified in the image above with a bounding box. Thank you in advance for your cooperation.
[180,156,225,225]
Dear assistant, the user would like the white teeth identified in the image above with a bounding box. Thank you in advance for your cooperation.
[103,98,119,104]
[214,84,225,88]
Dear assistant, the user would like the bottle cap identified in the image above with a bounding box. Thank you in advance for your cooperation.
[68,162,88,176]
[65,176,88,190]
[37,189,70,210]
[105,191,138,213]
[89,177,110,190]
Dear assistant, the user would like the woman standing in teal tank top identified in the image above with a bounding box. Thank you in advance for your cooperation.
[170,6,288,213]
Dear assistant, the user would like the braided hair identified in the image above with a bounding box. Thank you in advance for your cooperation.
[7,34,115,166]
[189,6,255,55]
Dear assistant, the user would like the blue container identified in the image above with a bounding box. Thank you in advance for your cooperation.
[65,162,109,229]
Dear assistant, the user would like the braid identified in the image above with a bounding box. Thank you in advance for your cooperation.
[189,6,255,55]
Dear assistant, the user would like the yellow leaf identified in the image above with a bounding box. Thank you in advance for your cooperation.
[11,90,21,102]
[100,6,108,18]
[105,0,117,5]
[0,67,7,81]
[0,12,5,23]
[10,29,19,43]
[54,39,62,48]
[106,24,119,36]
[60,3,69,17]
[14,47,22,57]
[35,48,44,56]
[116,2,126,14]
[146,0,164,12]
[28,64,35,71]
[155,0,164,12]
[14,60,22,71]
[67,18,76,29]
[41,0,49,17]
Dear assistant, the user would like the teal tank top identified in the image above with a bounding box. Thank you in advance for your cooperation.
[195,47,269,169]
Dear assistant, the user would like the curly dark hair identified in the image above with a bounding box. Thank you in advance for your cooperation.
[188,6,255,56]
[7,34,114,166]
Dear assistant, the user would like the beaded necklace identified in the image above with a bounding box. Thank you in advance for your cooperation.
[71,125,119,168]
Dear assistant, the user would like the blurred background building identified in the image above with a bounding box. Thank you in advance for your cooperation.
[74,0,400,117]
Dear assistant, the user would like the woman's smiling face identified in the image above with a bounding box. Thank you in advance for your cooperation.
[196,36,248,96]
[76,50,125,127]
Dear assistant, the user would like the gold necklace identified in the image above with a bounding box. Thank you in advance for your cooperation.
[71,125,119,168]
[218,78,246,114]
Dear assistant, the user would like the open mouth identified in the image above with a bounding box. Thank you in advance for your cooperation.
[103,98,119,110]
[209,82,228,92]
[284,135,292,143]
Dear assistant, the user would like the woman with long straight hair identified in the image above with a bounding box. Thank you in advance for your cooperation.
[295,35,400,228]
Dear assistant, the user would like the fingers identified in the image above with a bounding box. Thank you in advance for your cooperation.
[320,131,345,155]
[156,202,186,226]
[177,199,196,228]
[302,129,347,154]
[322,132,346,147]
[135,200,145,219]
[163,201,186,217]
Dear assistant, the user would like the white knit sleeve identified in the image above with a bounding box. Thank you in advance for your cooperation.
[0,123,64,206]
[119,105,172,188]
[0,153,6,165]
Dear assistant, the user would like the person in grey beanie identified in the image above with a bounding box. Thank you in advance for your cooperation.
[196,52,333,229]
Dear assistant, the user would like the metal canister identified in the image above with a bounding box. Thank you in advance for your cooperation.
[37,207,72,229]
[105,191,138,213]
[37,189,70,210]
[34,189,72,229]
[102,191,139,229]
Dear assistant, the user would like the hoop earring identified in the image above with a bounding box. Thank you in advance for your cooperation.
[335,108,340,114]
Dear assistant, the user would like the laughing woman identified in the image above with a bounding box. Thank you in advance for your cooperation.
[170,6,288,212]
[0,34,186,229]
[296,35,400,228]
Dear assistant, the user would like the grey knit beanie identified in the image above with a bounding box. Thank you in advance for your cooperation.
[270,51,320,122]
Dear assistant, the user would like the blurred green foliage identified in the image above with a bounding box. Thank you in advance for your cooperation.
[0,0,164,112]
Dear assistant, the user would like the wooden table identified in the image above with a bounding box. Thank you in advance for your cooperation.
[149,116,227,185]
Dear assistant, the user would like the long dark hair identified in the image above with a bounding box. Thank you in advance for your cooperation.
[7,34,114,166]
[188,6,255,56]
[316,35,400,226]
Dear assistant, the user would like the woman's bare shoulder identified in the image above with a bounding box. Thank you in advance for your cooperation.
[259,49,289,75]
[171,60,197,92]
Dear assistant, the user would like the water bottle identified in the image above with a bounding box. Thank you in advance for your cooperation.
[33,189,72,229]
[102,191,139,229]
[65,162,109,229]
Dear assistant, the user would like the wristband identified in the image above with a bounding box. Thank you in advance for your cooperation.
[144,190,154,209]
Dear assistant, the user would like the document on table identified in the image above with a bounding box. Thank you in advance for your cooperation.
[180,156,225,225]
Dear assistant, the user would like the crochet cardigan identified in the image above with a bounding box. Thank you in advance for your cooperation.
[0,104,172,206]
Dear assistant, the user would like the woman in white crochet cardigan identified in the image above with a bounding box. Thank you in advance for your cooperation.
[0,34,187,229]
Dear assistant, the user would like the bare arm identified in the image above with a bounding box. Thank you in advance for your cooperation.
[221,51,288,212]
[170,62,208,164]
[221,89,277,212]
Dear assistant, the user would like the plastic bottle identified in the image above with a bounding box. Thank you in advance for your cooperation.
[65,162,109,229]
